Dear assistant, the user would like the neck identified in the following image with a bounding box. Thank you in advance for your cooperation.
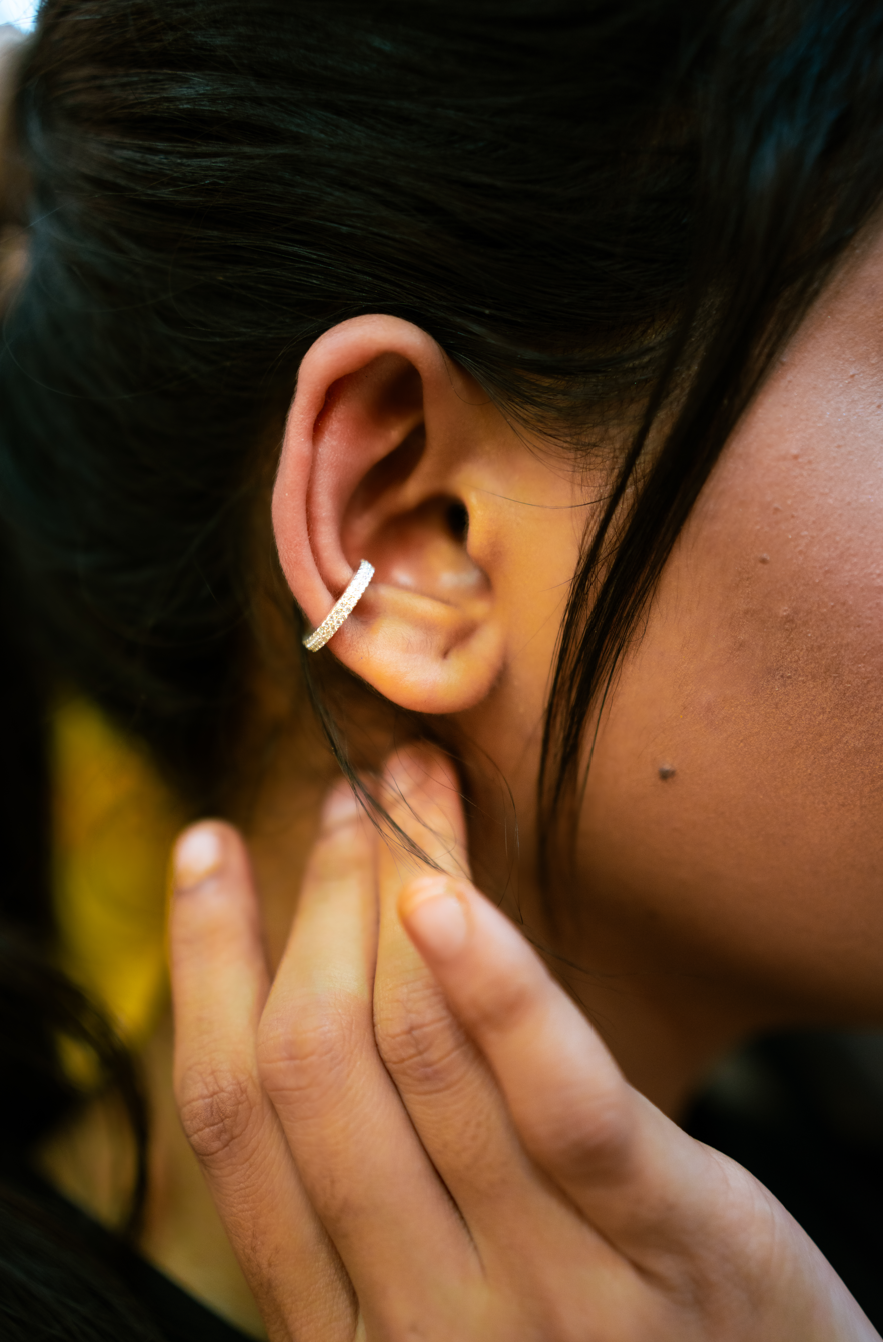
[453,727,778,1119]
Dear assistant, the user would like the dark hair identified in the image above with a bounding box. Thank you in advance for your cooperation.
[0,528,154,1339]
[2,0,883,1332]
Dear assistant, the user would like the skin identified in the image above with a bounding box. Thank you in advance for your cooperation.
[268,221,883,1107]
[45,224,883,1334]
[169,757,875,1340]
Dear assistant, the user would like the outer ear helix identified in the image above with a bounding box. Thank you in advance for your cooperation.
[302,560,375,652]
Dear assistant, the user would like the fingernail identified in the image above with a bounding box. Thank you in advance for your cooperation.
[321,779,361,827]
[400,877,468,960]
[174,825,225,892]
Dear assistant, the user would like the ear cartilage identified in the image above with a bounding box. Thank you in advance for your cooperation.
[302,560,375,652]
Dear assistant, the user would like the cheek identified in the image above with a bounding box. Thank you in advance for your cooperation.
[580,361,883,1016]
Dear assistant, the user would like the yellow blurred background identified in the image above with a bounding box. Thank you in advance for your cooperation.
[53,697,184,1043]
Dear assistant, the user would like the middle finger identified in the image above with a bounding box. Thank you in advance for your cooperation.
[256,781,477,1332]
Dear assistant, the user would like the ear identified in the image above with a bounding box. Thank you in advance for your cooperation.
[272,315,506,714]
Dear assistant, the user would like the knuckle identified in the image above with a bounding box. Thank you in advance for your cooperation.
[175,1062,261,1165]
[463,967,536,1038]
[528,1078,634,1180]
[256,991,365,1114]
[375,982,472,1093]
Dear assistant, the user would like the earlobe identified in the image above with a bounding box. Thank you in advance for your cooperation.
[271,315,506,714]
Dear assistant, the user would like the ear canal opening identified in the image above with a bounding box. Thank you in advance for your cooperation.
[446,499,469,541]
[358,493,484,602]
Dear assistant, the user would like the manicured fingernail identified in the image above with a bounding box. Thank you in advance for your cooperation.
[400,877,468,960]
[322,780,361,826]
[175,825,225,892]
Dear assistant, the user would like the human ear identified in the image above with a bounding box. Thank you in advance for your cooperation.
[271,315,506,714]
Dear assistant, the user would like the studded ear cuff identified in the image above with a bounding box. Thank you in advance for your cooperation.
[302,560,375,652]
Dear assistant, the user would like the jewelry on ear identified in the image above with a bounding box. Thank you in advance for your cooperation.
[302,559,375,652]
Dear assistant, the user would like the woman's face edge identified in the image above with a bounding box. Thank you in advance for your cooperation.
[557,222,883,1025]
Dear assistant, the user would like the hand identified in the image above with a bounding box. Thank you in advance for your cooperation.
[170,746,877,1341]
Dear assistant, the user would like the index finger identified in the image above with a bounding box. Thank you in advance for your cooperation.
[397,871,717,1258]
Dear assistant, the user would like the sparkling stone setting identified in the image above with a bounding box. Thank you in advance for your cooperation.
[302,560,375,652]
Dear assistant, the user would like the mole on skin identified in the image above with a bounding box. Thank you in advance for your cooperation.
[658,764,676,780]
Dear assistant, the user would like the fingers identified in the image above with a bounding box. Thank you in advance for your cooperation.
[378,744,472,886]
[170,822,353,1342]
[373,748,597,1270]
[375,749,502,1178]
[255,783,477,1333]
[398,869,718,1262]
